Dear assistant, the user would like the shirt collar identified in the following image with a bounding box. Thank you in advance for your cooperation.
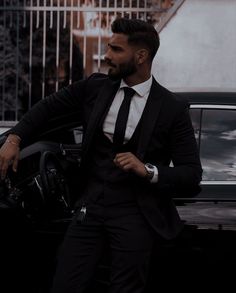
[120,76,153,97]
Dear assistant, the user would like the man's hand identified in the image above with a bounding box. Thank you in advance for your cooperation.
[114,152,147,178]
[0,134,21,179]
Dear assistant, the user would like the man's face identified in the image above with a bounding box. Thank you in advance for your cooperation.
[104,33,138,80]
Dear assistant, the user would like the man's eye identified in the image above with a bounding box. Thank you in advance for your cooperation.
[112,47,122,52]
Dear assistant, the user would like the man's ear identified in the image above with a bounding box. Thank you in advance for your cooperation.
[135,49,149,65]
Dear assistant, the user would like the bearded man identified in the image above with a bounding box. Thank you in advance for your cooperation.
[0,17,202,293]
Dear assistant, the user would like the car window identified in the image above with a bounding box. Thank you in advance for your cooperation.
[191,108,236,181]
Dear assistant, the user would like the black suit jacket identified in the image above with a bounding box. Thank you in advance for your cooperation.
[11,73,202,239]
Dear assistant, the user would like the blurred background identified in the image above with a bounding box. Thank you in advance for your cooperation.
[0,0,236,129]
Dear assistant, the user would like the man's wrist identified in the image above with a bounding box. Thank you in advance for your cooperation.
[6,134,21,147]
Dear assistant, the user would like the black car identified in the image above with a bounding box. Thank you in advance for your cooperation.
[0,91,236,292]
[175,91,236,224]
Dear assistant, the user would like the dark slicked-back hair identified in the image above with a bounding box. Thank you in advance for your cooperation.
[111,17,160,61]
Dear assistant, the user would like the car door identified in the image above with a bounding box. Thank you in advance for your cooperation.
[176,101,236,229]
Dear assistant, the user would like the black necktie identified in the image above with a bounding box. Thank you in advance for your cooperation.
[113,87,136,147]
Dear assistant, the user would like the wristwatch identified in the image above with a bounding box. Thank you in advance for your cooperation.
[144,163,155,180]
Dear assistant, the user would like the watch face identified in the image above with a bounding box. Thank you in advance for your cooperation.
[145,164,154,179]
[146,163,154,170]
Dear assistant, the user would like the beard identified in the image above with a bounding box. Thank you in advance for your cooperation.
[107,58,137,80]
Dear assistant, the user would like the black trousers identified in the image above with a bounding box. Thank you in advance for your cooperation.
[51,203,155,293]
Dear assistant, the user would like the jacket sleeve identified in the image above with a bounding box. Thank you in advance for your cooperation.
[8,79,87,143]
[157,104,202,197]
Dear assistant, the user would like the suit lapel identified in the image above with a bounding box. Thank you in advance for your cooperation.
[82,79,120,157]
[136,79,164,160]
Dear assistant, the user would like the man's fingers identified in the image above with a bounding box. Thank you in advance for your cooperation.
[114,152,133,163]
[114,155,130,165]
[13,155,19,172]
[115,157,131,167]
[0,139,21,179]
[114,153,136,172]
[114,152,146,178]
[115,152,130,159]
[0,161,9,180]
[0,154,19,179]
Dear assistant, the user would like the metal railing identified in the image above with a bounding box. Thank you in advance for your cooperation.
[0,0,184,126]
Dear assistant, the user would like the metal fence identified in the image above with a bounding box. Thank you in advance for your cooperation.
[0,0,181,126]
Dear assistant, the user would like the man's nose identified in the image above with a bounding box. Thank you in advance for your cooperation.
[104,47,112,61]
[104,53,111,64]
[104,55,108,62]
[104,51,108,60]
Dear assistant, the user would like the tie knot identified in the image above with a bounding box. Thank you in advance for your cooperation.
[123,87,136,99]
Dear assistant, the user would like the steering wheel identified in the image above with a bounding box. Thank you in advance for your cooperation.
[39,151,71,218]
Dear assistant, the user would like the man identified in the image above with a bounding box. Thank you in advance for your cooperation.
[0,18,202,293]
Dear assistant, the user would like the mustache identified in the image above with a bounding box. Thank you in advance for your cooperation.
[104,58,116,68]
